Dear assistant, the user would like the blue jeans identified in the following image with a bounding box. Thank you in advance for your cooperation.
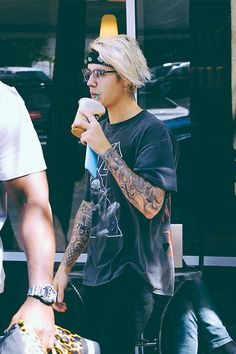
[83,268,155,354]
[163,279,232,353]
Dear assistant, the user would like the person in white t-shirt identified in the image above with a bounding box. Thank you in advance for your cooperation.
[0,81,56,350]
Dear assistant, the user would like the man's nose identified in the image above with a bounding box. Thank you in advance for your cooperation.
[87,74,96,86]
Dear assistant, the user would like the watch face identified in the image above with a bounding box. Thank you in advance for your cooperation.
[42,286,57,303]
[27,285,57,305]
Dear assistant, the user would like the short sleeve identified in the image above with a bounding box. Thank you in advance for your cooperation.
[0,84,46,181]
[134,123,177,192]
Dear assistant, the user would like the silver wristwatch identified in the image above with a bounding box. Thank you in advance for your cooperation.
[27,284,57,306]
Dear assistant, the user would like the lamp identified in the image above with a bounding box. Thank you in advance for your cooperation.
[99,14,118,38]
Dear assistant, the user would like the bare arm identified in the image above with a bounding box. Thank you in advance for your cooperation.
[53,200,92,309]
[3,171,55,286]
[4,171,56,348]
[100,148,165,219]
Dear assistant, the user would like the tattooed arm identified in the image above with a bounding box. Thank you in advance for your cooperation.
[100,148,165,219]
[53,200,92,311]
[61,200,92,271]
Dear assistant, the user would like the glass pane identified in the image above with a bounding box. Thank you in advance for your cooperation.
[136,0,190,136]
[66,0,127,243]
[135,0,194,255]
[0,0,58,251]
[0,1,127,252]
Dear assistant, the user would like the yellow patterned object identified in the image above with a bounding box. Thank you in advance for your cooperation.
[53,325,83,353]
[0,320,100,354]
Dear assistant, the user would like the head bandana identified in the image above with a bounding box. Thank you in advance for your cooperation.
[86,50,110,66]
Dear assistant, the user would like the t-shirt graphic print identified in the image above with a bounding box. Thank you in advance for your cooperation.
[90,141,123,239]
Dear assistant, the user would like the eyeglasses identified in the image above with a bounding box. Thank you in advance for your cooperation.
[82,68,116,82]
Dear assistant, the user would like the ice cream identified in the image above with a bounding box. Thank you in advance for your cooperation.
[71,97,105,138]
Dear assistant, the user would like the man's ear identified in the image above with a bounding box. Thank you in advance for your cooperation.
[122,77,131,89]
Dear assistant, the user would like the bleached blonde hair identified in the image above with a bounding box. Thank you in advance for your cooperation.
[89,35,151,94]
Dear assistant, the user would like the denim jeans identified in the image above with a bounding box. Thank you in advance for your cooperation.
[83,268,155,354]
[163,278,232,353]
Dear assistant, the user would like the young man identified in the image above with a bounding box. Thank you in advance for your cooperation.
[0,81,56,349]
[53,35,177,354]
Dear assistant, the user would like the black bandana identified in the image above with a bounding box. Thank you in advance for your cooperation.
[86,50,110,66]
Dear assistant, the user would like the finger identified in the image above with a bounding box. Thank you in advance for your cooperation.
[6,323,13,331]
[53,301,67,310]
[57,288,65,303]
[40,328,55,350]
[47,333,55,349]
[7,315,19,331]
[52,302,67,312]
[80,132,88,145]
[53,306,67,313]
[59,301,67,308]
[72,117,90,131]
[79,110,96,123]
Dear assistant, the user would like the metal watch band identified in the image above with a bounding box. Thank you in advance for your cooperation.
[27,284,57,306]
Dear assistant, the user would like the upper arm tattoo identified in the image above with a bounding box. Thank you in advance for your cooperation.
[100,148,165,219]
[62,200,92,269]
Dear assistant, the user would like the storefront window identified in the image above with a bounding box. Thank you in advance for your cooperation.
[135,0,235,258]
[136,0,190,135]
[135,0,194,255]
[1,0,234,259]
[0,0,126,252]
[0,0,58,251]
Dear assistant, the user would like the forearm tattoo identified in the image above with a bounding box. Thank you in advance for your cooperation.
[100,148,165,218]
[62,201,92,269]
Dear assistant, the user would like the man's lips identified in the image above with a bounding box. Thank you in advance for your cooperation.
[91,93,100,99]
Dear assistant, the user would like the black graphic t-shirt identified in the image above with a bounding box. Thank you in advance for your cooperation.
[83,110,177,295]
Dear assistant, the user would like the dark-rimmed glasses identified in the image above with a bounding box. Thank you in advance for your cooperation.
[82,68,116,82]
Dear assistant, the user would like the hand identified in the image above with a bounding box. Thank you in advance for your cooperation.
[78,110,111,155]
[52,265,69,313]
[8,296,55,349]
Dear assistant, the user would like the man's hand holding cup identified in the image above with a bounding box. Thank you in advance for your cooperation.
[71,97,105,138]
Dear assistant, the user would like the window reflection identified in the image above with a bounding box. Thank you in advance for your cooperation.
[0,0,127,251]
[136,0,194,254]
[136,0,190,140]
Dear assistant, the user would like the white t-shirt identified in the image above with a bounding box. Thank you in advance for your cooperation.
[0,81,47,293]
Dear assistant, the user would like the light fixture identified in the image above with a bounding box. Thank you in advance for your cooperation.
[99,14,118,38]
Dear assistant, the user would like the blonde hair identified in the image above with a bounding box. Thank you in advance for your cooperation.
[89,35,151,94]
